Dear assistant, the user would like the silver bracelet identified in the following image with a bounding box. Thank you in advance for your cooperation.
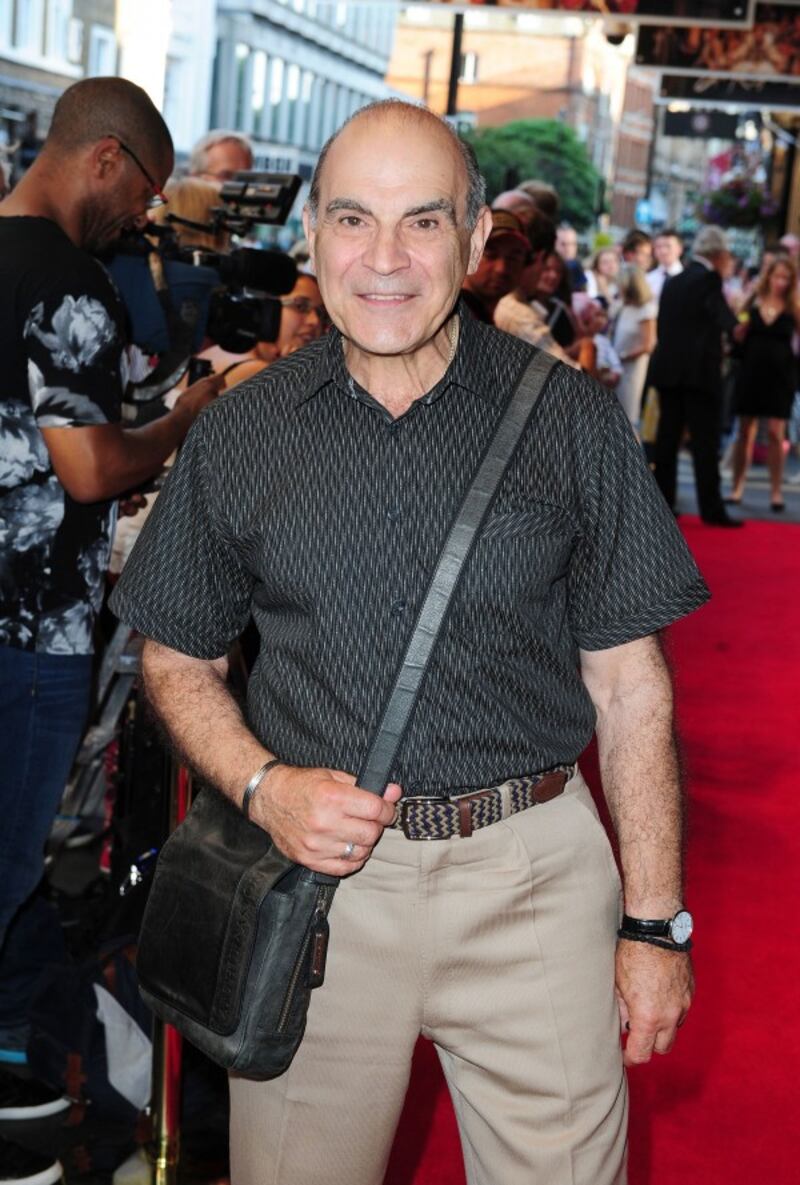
[241,759,282,819]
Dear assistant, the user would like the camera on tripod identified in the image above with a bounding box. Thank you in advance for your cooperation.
[107,171,302,400]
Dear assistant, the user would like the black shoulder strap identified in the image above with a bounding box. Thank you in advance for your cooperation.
[357,349,559,795]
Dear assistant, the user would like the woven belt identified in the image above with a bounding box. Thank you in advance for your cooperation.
[390,766,575,840]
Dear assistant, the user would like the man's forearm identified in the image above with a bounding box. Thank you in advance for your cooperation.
[41,376,221,504]
[142,640,271,808]
[588,637,685,916]
[116,404,197,493]
[140,640,399,873]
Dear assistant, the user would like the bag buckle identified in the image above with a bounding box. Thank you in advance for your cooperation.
[395,794,454,840]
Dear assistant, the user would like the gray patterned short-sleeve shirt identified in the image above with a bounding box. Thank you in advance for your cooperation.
[110,309,709,794]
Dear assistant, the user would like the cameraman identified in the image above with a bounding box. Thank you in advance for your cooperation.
[0,75,222,1105]
[147,177,328,386]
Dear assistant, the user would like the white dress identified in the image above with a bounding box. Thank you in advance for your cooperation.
[613,299,657,424]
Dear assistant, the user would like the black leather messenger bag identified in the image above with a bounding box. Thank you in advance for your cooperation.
[135,349,559,1080]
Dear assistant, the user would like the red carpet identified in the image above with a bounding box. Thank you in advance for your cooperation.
[385,518,800,1185]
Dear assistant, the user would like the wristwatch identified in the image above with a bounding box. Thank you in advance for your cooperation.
[621,910,694,946]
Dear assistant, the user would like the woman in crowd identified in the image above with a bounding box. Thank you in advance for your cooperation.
[612,263,657,426]
[728,255,800,511]
[215,272,329,386]
[584,245,620,310]
[532,250,579,350]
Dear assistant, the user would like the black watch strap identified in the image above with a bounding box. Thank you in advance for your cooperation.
[621,914,672,937]
[617,930,693,953]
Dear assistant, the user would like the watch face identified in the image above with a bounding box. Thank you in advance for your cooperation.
[670,910,694,944]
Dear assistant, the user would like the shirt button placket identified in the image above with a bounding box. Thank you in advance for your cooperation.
[387,419,406,620]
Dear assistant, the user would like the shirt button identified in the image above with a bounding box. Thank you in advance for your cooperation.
[388,421,401,436]
[387,505,402,523]
[390,598,406,616]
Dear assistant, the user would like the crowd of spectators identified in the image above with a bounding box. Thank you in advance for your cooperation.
[447,188,800,522]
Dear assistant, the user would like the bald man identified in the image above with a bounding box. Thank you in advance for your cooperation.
[492,186,539,230]
[112,100,708,1185]
[0,78,221,1095]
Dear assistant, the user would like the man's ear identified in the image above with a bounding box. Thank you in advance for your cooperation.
[467,205,493,275]
[89,136,123,182]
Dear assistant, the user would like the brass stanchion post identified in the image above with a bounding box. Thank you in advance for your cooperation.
[150,1019,183,1185]
[146,760,192,1185]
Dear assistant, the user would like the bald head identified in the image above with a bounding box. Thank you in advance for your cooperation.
[46,77,173,174]
[492,189,540,231]
[307,100,485,231]
[518,179,559,221]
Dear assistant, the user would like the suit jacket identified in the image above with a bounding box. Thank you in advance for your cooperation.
[649,259,737,394]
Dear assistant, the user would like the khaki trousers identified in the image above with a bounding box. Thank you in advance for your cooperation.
[229,770,628,1185]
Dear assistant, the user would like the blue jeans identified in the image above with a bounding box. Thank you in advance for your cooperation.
[0,645,91,1030]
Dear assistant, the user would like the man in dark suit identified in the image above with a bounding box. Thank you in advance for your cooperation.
[650,226,744,527]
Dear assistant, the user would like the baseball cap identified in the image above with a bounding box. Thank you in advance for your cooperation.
[488,209,530,252]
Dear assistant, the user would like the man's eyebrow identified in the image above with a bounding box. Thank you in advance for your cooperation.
[324,198,373,218]
[323,197,458,224]
[405,199,457,224]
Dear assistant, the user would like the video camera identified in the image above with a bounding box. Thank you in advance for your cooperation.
[107,171,302,400]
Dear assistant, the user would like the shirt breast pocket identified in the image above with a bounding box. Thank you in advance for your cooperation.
[480,504,573,545]
[471,503,576,603]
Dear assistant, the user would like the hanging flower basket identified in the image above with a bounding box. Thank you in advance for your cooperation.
[698,179,778,229]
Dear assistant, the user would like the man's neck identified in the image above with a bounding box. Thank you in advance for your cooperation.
[0,160,79,245]
[343,314,458,418]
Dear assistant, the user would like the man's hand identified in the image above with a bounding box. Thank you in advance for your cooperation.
[615,939,694,1066]
[250,764,403,877]
[174,371,225,420]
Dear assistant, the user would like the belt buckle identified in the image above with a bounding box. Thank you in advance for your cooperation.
[396,794,453,840]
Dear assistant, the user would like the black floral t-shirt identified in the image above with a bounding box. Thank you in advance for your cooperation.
[0,217,125,654]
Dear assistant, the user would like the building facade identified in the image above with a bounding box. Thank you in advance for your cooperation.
[1,1,402,180]
[211,0,399,179]
[387,5,631,218]
[0,0,117,160]
[610,69,656,230]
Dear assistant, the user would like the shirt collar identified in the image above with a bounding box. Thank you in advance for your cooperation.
[293,300,498,411]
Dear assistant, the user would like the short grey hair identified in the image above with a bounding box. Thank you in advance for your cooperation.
[693,225,730,258]
[306,100,486,231]
[188,130,253,176]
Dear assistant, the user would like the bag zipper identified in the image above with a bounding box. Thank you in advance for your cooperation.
[276,882,335,1033]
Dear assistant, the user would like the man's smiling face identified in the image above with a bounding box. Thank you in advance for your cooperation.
[305,110,486,360]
